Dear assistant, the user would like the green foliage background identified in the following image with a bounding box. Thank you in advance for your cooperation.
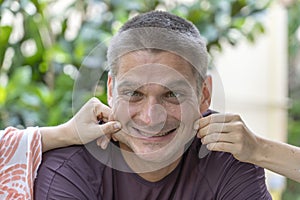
[0,0,270,128]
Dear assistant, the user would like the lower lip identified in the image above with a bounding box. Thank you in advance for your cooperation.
[131,128,177,142]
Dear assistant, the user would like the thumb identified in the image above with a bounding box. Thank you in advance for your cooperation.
[95,121,121,149]
[97,121,122,137]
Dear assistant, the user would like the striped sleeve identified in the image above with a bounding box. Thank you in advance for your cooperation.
[0,127,42,200]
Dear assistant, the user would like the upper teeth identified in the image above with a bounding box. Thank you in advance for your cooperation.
[139,129,173,137]
[156,131,172,136]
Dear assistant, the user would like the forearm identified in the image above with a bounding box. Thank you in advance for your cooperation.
[40,123,75,152]
[253,136,300,182]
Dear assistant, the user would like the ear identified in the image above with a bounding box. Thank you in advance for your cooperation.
[199,75,212,113]
[107,75,113,107]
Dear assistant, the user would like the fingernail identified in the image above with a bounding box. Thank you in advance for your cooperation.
[114,122,121,129]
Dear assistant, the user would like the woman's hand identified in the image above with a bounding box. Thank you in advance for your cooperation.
[41,97,121,152]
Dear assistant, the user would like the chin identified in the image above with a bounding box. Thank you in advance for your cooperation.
[133,143,183,164]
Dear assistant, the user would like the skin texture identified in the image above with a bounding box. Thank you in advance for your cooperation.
[40,97,121,152]
[196,113,300,183]
[106,50,212,181]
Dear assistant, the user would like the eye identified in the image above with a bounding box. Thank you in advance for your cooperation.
[123,90,143,102]
[165,91,181,98]
[164,91,183,104]
[125,91,142,97]
[166,91,183,98]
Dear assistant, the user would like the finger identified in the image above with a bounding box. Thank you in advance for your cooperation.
[194,114,241,130]
[200,120,247,138]
[193,114,226,130]
[198,123,227,138]
[111,134,118,142]
[96,135,111,149]
[97,135,105,149]
[206,142,236,153]
[112,132,130,147]
[98,121,122,137]
[90,98,112,120]
[201,132,238,145]
[96,137,104,147]
[80,121,121,145]
[198,122,236,138]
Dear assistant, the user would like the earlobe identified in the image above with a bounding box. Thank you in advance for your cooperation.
[200,75,212,113]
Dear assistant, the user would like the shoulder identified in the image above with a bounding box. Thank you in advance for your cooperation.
[37,142,108,178]
[191,137,264,181]
[41,145,91,169]
[34,143,106,199]
[188,138,271,199]
[209,151,270,198]
[199,149,265,182]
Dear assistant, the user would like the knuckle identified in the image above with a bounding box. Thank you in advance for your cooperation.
[208,115,216,124]
[232,114,241,121]
[90,97,99,104]
[200,127,209,137]
[198,129,205,138]
[101,124,113,135]
[235,122,245,131]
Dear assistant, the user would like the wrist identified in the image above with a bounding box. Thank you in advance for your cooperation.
[249,136,268,166]
[40,123,74,152]
[60,120,79,146]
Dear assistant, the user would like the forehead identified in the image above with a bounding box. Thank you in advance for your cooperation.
[116,50,196,83]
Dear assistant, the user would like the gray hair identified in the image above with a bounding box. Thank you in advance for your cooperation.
[107,11,209,92]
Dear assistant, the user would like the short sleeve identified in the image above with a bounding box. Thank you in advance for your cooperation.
[0,127,42,199]
[34,146,101,200]
[211,154,272,199]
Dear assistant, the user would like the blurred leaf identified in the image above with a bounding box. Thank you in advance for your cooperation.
[44,44,72,64]
[0,26,12,67]
[0,86,6,105]
[7,66,32,100]
[8,65,31,87]
[232,17,246,29]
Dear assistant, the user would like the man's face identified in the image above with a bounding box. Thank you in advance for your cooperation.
[107,51,205,163]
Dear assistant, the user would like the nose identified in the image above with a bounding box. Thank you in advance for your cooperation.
[141,97,167,126]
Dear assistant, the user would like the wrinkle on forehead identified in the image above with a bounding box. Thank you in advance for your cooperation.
[117,51,196,85]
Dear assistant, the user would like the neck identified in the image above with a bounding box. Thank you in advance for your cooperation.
[119,143,183,182]
[138,158,181,182]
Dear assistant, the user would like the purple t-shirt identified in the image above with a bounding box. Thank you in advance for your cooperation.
[34,136,271,199]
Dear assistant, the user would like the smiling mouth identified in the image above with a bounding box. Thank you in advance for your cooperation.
[133,127,178,138]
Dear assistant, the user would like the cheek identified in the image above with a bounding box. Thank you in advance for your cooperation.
[180,100,201,123]
[112,97,132,124]
[127,102,142,118]
[164,104,181,120]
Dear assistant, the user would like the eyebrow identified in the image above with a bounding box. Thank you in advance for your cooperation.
[116,79,193,90]
[116,80,141,89]
[164,80,192,90]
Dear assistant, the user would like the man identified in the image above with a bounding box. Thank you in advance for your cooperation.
[34,11,272,199]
